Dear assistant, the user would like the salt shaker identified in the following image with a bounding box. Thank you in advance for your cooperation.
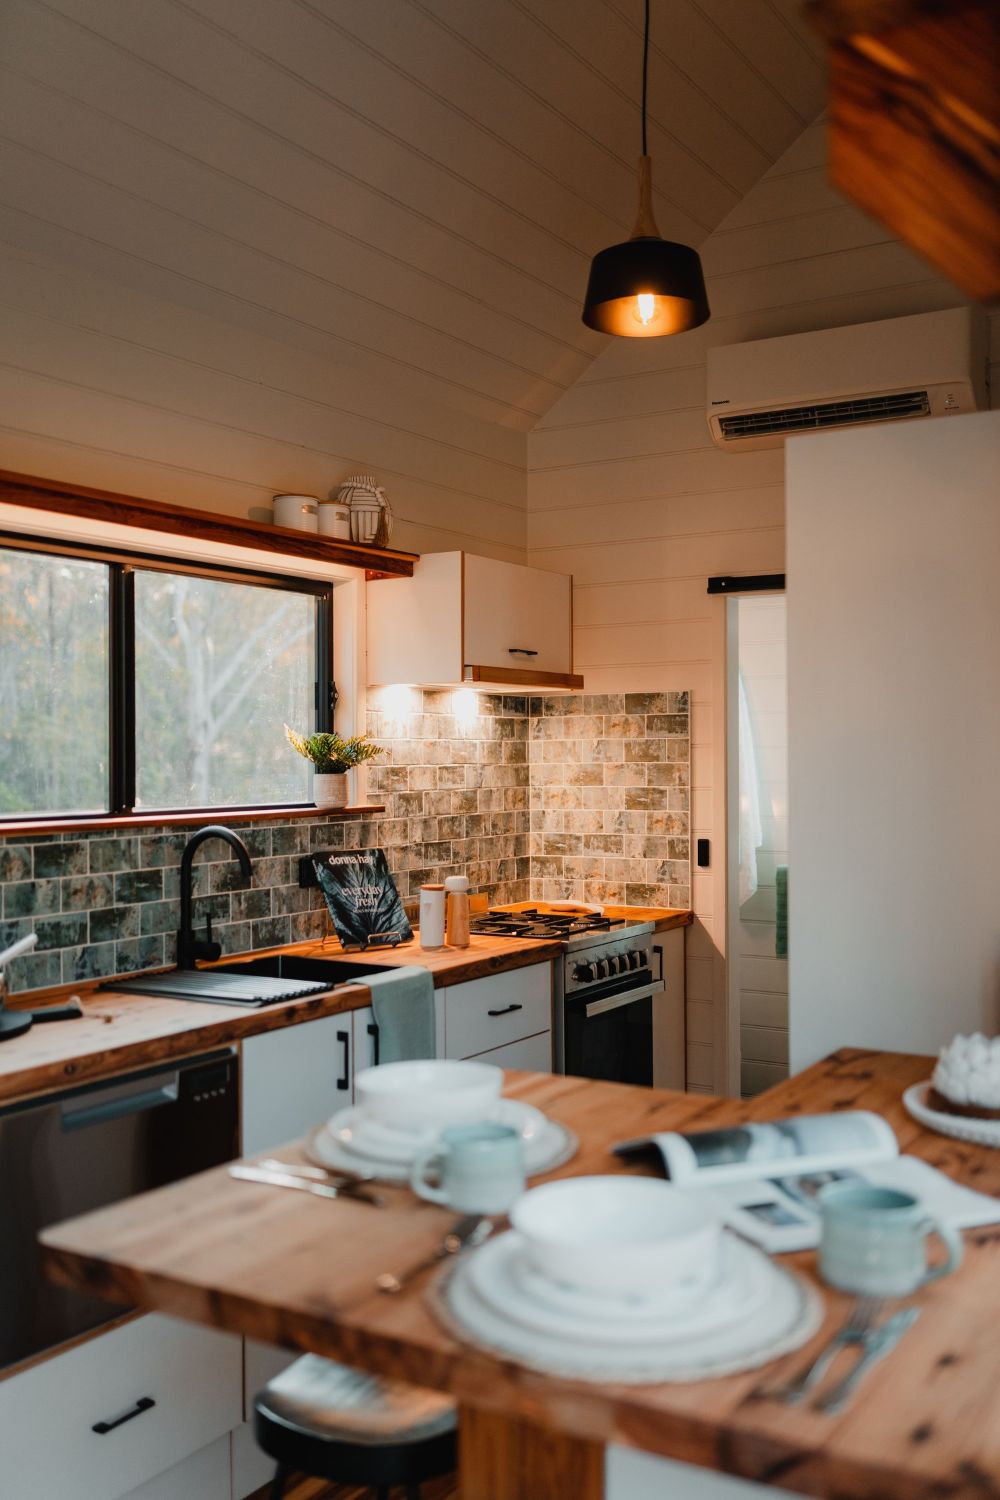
[418,884,446,949]
[444,875,471,948]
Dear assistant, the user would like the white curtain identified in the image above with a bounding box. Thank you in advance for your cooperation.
[738,672,763,906]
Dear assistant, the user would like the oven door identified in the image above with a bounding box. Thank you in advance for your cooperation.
[560,979,663,1086]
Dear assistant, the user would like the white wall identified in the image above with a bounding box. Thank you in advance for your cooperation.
[528,116,999,1093]
[736,597,789,1095]
[0,239,527,562]
[787,411,1000,1069]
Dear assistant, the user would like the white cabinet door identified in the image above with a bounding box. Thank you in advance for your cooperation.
[241,1014,353,1155]
[652,929,686,1092]
[465,1031,552,1071]
[463,555,572,675]
[444,965,552,1060]
[122,1435,231,1500]
[0,1315,241,1500]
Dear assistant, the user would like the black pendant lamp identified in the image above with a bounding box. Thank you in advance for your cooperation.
[581,0,709,338]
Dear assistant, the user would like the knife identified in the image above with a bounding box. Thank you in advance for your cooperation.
[814,1307,921,1414]
[229,1163,383,1206]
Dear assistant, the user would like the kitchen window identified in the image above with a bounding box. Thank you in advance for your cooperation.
[0,537,334,822]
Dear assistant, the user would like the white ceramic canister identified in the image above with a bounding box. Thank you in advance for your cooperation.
[317,500,353,540]
[419,884,446,949]
[273,493,319,532]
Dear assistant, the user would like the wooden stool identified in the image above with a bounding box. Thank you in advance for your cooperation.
[253,1354,457,1500]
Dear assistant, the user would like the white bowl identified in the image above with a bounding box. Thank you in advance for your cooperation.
[509,1175,721,1299]
[353,1059,503,1133]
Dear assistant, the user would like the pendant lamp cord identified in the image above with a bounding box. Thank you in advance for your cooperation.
[641,0,650,156]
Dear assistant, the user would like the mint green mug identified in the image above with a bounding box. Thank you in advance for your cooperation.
[818,1183,963,1297]
[410,1122,525,1215]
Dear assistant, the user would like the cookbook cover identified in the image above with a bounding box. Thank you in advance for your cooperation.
[312,848,412,948]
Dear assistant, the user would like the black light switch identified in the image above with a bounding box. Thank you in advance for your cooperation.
[697,838,710,868]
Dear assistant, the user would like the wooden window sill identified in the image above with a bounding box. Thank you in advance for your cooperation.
[0,806,386,838]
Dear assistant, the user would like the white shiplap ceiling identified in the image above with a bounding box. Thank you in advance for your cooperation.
[0,0,826,431]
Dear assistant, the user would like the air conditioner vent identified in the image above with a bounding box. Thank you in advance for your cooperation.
[718,390,931,442]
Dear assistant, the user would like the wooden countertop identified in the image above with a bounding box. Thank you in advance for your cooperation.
[40,1049,1000,1500]
[0,934,561,1106]
[0,908,690,1106]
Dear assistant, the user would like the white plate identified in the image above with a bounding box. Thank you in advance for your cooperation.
[467,1231,771,1345]
[903,1082,1000,1149]
[433,1232,822,1384]
[308,1099,577,1182]
[328,1098,550,1166]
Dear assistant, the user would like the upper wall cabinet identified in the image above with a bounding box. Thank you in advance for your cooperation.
[367,552,582,692]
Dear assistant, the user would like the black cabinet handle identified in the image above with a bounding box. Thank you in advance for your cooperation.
[336,1029,350,1090]
[507,648,538,656]
[92,1397,156,1435]
[487,1003,523,1017]
[367,1021,380,1065]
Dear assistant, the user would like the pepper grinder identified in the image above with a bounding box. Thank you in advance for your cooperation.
[444,875,471,948]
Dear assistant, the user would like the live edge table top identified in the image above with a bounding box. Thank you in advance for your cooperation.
[40,1050,1000,1500]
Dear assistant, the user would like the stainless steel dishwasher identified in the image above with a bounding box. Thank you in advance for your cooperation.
[0,1048,238,1372]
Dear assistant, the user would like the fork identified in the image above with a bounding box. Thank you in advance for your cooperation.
[765,1295,884,1404]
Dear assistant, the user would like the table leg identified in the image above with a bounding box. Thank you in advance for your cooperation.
[458,1404,604,1500]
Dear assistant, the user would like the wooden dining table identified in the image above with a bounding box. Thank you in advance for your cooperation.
[40,1048,1000,1500]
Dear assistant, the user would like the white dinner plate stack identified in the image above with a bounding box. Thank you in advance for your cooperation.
[309,1097,576,1182]
[430,1176,822,1384]
[436,1229,820,1383]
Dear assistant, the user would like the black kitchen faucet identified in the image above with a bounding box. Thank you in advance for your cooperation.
[176,824,253,970]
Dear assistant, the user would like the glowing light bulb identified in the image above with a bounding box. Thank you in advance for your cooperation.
[634,293,657,326]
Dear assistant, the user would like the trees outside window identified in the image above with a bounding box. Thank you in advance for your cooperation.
[0,541,330,819]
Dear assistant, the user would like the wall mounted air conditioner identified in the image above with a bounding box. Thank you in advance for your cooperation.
[706,307,988,451]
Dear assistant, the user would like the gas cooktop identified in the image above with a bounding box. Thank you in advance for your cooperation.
[470,907,629,940]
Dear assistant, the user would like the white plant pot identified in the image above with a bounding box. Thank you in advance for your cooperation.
[313,772,349,810]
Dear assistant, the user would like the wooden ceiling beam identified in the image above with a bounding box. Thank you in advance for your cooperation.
[806,1,1000,303]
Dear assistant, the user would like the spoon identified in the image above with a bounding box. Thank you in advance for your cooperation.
[376,1214,493,1294]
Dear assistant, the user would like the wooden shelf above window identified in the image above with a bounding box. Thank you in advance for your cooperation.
[0,806,386,839]
[0,470,418,579]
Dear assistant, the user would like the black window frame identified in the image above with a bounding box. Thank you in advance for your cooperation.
[0,531,335,822]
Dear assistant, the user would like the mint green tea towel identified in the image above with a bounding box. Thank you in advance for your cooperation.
[366,965,436,1064]
[775,865,788,958]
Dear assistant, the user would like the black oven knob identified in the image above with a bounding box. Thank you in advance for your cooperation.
[574,961,595,982]
[606,954,620,975]
[638,949,649,968]
[594,958,609,979]
[628,950,642,970]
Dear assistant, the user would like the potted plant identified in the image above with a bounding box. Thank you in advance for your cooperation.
[284,725,384,810]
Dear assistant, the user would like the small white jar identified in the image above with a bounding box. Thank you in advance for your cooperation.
[419,884,446,949]
[273,494,319,532]
[318,501,353,540]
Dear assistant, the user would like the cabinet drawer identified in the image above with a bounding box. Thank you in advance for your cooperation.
[466,1031,552,1072]
[444,965,552,1060]
[0,1314,242,1500]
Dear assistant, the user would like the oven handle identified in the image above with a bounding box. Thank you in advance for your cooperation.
[582,980,664,1019]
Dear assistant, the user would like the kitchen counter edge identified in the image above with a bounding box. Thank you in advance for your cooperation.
[0,912,690,1106]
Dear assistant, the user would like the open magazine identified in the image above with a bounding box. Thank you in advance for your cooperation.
[613,1110,1000,1252]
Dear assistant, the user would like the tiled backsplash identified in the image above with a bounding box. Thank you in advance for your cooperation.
[528,692,690,908]
[0,819,346,992]
[0,689,688,993]
[365,687,530,907]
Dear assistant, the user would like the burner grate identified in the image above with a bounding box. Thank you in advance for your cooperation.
[469,907,626,940]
